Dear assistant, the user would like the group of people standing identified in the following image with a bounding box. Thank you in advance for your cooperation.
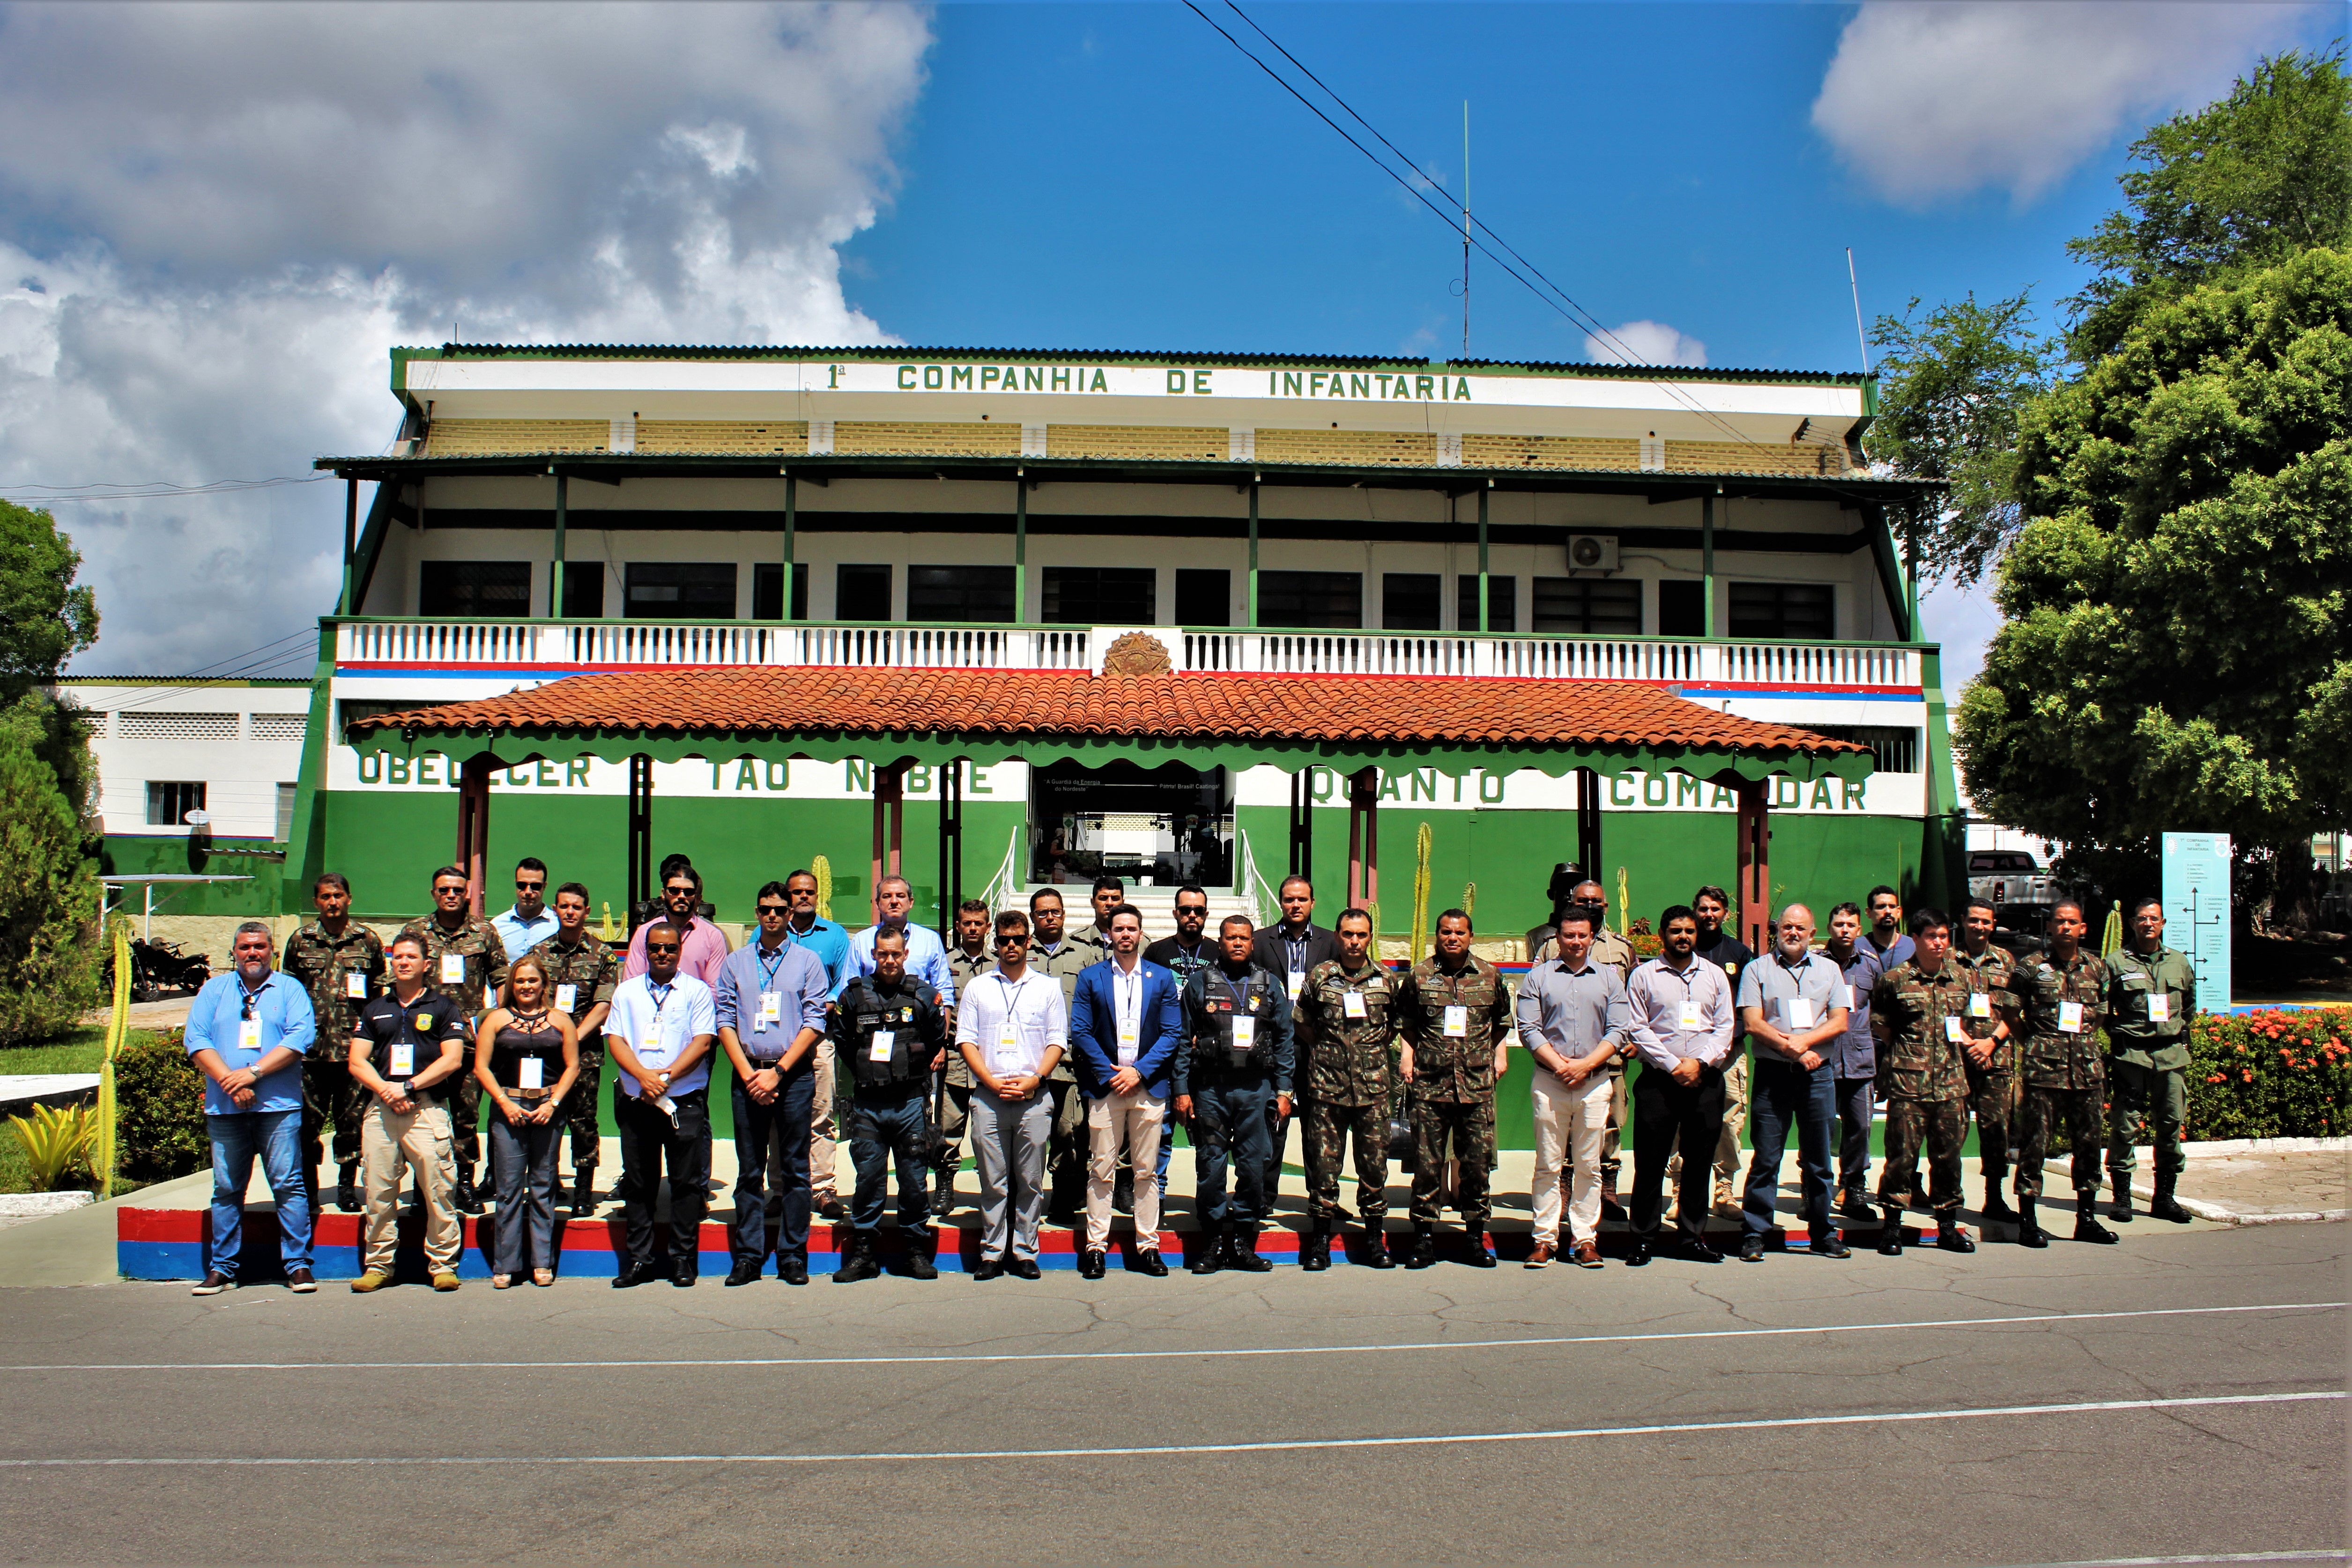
[174,855,2200,1293]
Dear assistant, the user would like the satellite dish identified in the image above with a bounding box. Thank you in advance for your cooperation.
[183,810,211,827]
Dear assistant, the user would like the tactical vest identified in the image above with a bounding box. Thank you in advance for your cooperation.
[839,981,934,1091]
[1189,967,1282,1081]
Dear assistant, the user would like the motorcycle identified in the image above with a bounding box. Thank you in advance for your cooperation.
[103,938,212,1003]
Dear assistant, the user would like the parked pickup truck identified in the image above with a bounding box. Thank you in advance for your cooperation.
[1967,848,2057,908]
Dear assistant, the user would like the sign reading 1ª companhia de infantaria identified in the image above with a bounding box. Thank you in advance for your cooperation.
[870,363,1476,401]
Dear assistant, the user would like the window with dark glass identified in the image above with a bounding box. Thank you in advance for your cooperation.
[419,560,530,617]
[556,566,605,619]
[146,780,207,826]
[1454,574,1517,632]
[1531,577,1642,634]
[909,565,1016,623]
[1382,573,1441,631]
[1256,570,1363,629]
[1042,567,1156,624]
[752,563,809,620]
[624,563,737,619]
[1656,580,1706,637]
[1729,582,1834,639]
[835,564,892,621]
[1174,569,1231,626]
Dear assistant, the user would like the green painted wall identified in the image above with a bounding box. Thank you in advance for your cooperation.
[100,835,284,917]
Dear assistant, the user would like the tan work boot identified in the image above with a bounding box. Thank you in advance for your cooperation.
[349,1271,392,1293]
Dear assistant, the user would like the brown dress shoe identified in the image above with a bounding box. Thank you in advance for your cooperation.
[1570,1239,1603,1268]
[1525,1240,1556,1269]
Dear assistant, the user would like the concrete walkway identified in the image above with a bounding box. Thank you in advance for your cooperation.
[2127,1138,2349,1224]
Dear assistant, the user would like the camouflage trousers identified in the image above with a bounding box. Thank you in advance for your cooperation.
[1408,1096,1493,1232]
[2016,1085,2103,1200]
[301,1055,365,1170]
[1965,1063,2018,1180]
[563,1037,606,1169]
[1876,1095,1965,1212]
[2107,1061,2188,1182]
[1304,1098,1389,1224]
[447,1044,482,1172]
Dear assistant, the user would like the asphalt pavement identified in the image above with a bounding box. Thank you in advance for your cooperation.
[0,1220,2342,1564]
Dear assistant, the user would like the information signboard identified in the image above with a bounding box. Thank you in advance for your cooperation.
[2161,832,2232,1013]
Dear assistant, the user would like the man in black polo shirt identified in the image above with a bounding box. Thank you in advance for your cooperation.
[344,933,471,1292]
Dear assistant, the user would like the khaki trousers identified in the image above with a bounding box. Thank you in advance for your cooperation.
[1084,1089,1166,1252]
[808,1036,840,1199]
[1530,1068,1613,1246]
[361,1099,460,1275]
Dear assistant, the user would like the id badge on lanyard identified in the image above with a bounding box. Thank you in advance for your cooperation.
[389,1041,415,1077]
[1677,997,1703,1031]
[519,1056,545,1090]
[868,1029,896,1064]
[1442,1004,1468,1038]
[758,991,783,1027]
[555,983,578,1013]
[238,1015,262,1053]
[2147,993,2172,1023]
[1231,1015,1256,1054]
[439,952,466,987]
[1966,992,1993,1019]
[343,971,368,1001]
[1784,996,1818,1031]
[1343,989,1367,1020]
[2058,1000,2085,1033]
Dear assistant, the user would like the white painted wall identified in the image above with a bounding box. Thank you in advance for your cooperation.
[57,682,312,839]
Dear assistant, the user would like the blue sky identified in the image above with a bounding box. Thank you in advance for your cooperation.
[0,0,2335,676]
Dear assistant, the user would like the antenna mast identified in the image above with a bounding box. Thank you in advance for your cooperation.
[1462,100,1471,358]
[1846,247,1870,373]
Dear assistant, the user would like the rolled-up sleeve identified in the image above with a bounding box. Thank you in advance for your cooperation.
[1695,968,1736,1065]
[274,982,317,1055]
[795,951,830,1033]
[1514,967,1549,1050]
[712,955,742,1035]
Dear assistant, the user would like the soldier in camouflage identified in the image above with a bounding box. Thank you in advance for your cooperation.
[1297,907,1398,1271]
[1868,907,1979,1256]
[525,882,619,1214]
[2010,900,2116,1247]
[1396,909,1514,1269]
[1955,899,2024,1220]
[2103,896,2198,1224]
[401,866,510,1213]
[280,871,386,1213]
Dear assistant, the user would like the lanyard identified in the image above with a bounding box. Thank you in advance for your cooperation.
[1221,970,1253,1011]
[755,945,788,992]
[1113,964,1143,1032]
[646,982,673,1037]
[994,974,1030,1042]
[238,979,267,1021]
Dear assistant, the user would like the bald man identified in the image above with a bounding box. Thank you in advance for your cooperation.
[1733,904,1851,1262]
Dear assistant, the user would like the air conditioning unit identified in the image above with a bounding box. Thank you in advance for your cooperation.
[1565,534,1620,575]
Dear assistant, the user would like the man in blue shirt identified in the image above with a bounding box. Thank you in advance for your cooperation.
[184,921,318,1296]
[1864,885,1916,969]
[491,856,559,963]
[1825,901,1886,1220]
[779,867,853,1219]
[714,882,832,1286]
[846,875,958,1000]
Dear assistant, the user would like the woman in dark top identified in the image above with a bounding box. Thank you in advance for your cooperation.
[474,955,580,1287]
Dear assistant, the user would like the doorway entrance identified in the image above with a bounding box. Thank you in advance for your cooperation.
[1029,761,1232,890]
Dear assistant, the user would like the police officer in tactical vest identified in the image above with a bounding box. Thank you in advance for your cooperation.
[1174,914,1295,1275]
[831,928,950,1282]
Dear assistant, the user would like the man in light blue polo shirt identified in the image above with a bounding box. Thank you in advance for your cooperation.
[490,856,559,963]
[779,867,853,1218]
[1736,904,1852,1262]
[846,875,958,1002]
[185,921,318,1296]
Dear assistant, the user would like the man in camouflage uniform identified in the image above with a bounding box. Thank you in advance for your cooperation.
[1026,888,1102,1223]
[2011,900,2116,1247]
[1868,907,1979,1256]
[1297,907,1397,1271]
[935,899,995,1216]
[401,865,510,1213]
[1396,909,1514,1269]
[1954,898,2024,1219]
[1532,879,1636,1214]
[280,871,386,1212]
[2103,896,2198,1224]
[526,881,619,1214]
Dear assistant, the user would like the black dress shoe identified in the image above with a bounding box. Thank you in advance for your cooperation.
[1132,1248,1169,1277]
[612,1261,658,1288]
[671,1261,698,1286]
[724,1259,763,1287]
[1187,1242,1221,1275]
[1079,1249,1106,1280]
[972,1257,1005,1281]
[1625,1240,1653,1267]
[1811,1234,1853,1259]
[1679,1239,1724,1263]
[1009,1258,1041,1280]
[776,1256,809,1286]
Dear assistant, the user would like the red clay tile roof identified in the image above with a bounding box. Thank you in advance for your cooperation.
[348,667,1866,758]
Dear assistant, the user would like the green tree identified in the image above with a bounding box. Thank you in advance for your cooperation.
[1955,247,2352,907]
[1864,291,2061,584]
[0,706,101,1043]
[0,498,99,701]
[2068,48,2352,357]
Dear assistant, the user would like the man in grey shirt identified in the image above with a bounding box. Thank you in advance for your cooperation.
[1623,905,1736,1265]
[1734,905,1852,1262]
[1516,907,1631,1269]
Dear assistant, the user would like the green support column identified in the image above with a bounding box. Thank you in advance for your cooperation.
[1014,472,1028,623]
[550,471,567,618]
[1702,490,1718,635]
[1247,479,1260,628]
[782,471,797,622]
[1905,516,1922,633]
[1476,483,1491,632]
[340,478,358,615]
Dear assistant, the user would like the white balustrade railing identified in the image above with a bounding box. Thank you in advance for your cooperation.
[336,619,1913,689]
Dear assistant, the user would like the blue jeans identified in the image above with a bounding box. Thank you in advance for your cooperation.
[849,1086,931,1236]
[207,1109,312,1278]
[730,1066,814,1264]
[1743,1059,1837,1239]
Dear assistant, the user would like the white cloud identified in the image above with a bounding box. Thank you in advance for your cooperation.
[1812,1,2311,206]
[1582,320,1706,368]
[0,1,933,675]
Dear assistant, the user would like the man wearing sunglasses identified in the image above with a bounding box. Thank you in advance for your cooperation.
[185,921,318,1296]
[492,857,560,963]
[605,922,719,1287]
[398,866,509,1215]
[621,863,731,987]
[714,883,831,1286]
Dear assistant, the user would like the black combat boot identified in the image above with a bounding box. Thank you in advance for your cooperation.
[568,1163,597,1216]
[454,1165,483,1215]
[1981,1180,2016,1221]
[336,1163,360,1213]
[833,1233,881,1284]
[1188,1226,1224,1275]
[2075,1193,2117,1244]
[1299,1221,1331,1272]
[2110,1178,2136,1222]
[2149,1175,2193,1224]
[906,1233,940,1281]
[1877,1204,1904,1256]
[1934,1211,1976,1253]
[1405,1222,1439,1270]
[1229,1227,1273,1272]
[1359,1222,1395,1269]
[2015,1196,2048,1248]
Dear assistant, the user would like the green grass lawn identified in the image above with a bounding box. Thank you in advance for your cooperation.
[0,1028,171,1195]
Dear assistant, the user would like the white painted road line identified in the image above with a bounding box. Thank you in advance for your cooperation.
[0,1391,2337,1468]
[2,1299,2337,1374]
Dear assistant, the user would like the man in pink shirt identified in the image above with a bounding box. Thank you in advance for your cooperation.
[623,864,732,985]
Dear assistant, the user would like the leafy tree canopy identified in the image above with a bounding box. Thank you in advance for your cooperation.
[0,498,99,701]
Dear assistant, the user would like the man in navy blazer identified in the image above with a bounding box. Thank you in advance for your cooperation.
[1069,903,1184,1278]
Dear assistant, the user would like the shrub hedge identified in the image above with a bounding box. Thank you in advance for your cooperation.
[113,1031,209,1183]
[2186,1006,2350,1142]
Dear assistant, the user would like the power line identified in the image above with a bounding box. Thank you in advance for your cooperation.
[0,475,331,504]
